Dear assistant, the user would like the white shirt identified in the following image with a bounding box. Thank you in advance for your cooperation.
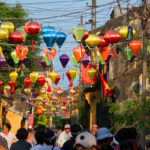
[30,144,60,150]
[0,132,17,149]
[57,131,72,147]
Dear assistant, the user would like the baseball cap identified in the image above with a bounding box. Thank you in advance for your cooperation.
[64,124,71,129]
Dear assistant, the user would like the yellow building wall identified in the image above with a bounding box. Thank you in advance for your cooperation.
[85,89,100,129]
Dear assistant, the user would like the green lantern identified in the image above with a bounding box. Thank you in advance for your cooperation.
[42,54,49,65]
[11,50,20,64]
[71,54,79,67]
[97,52,105,65]
[72,26,86,42]
[124,45,133,60]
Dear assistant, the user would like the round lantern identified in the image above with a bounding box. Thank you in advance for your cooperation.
[11,50,20,64]
[129,40,142,56]
[16,45,28,61]
[0,28,9,40]
[9,31,24,44]
[24,78,32,88]
[61,106,66,111]
[0,80,3,88]
[119,26,136,40]
[104,30,121,44]
[9,72,18,83]
[38,77,46,88]
[30,72,39,83]
[98,36,109,47]
[1,22,14,33]
[85,34,100,47]
[73,46,85,62]
[49,71,58,83]
[88,68,96,80]
[69,69,77,81]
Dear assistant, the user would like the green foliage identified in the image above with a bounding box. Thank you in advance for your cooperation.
[107,96,150,132]
[52,116,63,129]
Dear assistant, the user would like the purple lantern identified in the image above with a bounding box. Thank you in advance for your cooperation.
[40,59,47,68]
[19,56,27,65]
[59,54,69,68]
[106,52,112,64]
[0,56,6,68]
[82,54,89,68]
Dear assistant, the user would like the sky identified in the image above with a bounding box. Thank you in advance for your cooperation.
[1,0,141,90]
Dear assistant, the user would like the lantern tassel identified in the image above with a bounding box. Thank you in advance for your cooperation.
[32,39,34,50]
[112,49,117,59]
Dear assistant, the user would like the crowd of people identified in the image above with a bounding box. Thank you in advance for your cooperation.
[0,122,148,150]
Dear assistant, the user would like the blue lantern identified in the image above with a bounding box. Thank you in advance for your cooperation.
[43,31,57,49]
[0,20,1,26]
[65,116,68,119]
[56,114,59,117]
[60,114,64,117]
[56,32,66,48]
[42,26,55,34]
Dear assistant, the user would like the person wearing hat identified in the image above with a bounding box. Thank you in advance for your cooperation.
[74,131,97,150]
[96,127,114,150]
[57,124,72,148]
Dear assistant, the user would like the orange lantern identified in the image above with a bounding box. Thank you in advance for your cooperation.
[73,46,85,62]
[129,40,142,56]
[16,45,28,61]
[99,46,111,61]
[44,48,56,62]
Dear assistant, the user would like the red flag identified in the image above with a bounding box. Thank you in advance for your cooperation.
[98,71,113,97]
[82,64,97,83]
[112,49,117,59]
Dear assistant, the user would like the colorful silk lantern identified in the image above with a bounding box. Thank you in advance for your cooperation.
[99,46,111,61]
[55,75,61,85]
[42,54,49,65]
[56,32,66,48]
[35,104,45,115]
[43,30,57,49]
[47,86,51,93]
[85,34,100,47]
[104,30,121,44]
[19,56,27,65]
[98,36,109,47]
[82,31,89,41]
[1,22,14,33]
[9,71,18,82]
[129,40,142,56]
[66,71,71,81]
[0,81,3,88]
[119,26,136,40]
[71,55,79,66]
[30,72,39,83]
[61,106,66,111]
[9,31,24,44]
[42,26,55,34]
[49,71,58,83]
[62,101,67,105]
[82,54,89,68]
[72,26,86,42]
[0,28,9,40]
[73,46,85,62]
[69,69,77,80]
[0,56,6,68]
[44,48,56,62]
[38,77,46,88]
[11,50,20,64]
[40,59,47,68]
[8,81,16,94]
[59,54,69,68]
[16,45,28,61]
[88,68,96,80]
[24,78,32,88]
[51,107,56,112]
[124,45,133,60]
[0,20,1,25]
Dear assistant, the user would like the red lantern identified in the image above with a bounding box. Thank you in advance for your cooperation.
[9,31,24,44]
[99,46,111,61]
[129,40,142,56]
[104,30,121,44]
[73,46,85,62]
[8,81,16,94]
[34,89,38,95]
[0,81,3,88]
[55,75,61,85]
[98,36,109,47]
[24,78,32,88]
[24,21,41,50]
[53,101,57,105]
[42,100,46,105]
[38,77,46,88]
[62,101,67,105]
[16,45,28,61]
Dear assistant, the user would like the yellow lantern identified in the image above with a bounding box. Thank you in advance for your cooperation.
[9,71,18,82]
[51,107,56,112]
[30,72,39,83]
[119,26,136,40]
[61,106,66,111]
[85,34,100,47]
[1,22,14,33]
[0,28,9,40]
[88,68,96,80]
[49,71,58,83]
[69,69,77,81]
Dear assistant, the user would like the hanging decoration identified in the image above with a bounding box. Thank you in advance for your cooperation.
[24,21,41,50]
[40,59,47,68]
[42,26,55,34]
[66,71,71,81]
[73,46,85,62]
[9,31,24,44]
[44,48,56,63]
[0,28,9,40]
[124,45,133,60]
[49,71,58,83]
[9,72,18,83]
[30,72,39,83]
[98,36,109,47]
[85,34,100,47]
[8,81,16,94]
[11,50,20,64]
[56,32,66,48]
[42,54,49,65]
[88,68,97,80]
[16,45,28,61]
[99,46,111,62]
[69,69,77,81]
[0,56,6,68]
[47,86,51,93]
[35,104,45,115]
[129,40,142,56]
[38,77,46,88]
[55,75,61,85]
[72,26,86,43]
[0,81,3,89]
[82,54,89,68]
[24,78,32,88]
[59,54,69,68]
[71,55,79,67]
[1,22,14,33]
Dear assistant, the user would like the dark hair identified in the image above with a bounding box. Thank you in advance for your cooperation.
[97,137,113,146]
[35,131,45,145]
[71,124,82,138]
[4,123,11,131]
[100,144,113,150]
[120,140,134,150]
[127,127,137,140]
[44,129,56,146]
[27,129,33,133]
[16,128,28,140]
[35,125,46,132]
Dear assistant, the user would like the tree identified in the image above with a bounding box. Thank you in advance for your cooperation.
[52,116,63,129]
